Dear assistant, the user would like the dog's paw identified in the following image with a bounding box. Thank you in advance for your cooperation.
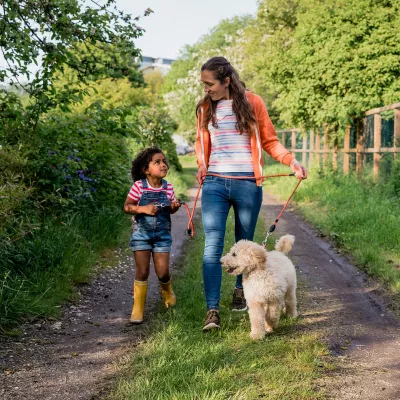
[250,331,265,341]
[286,309,298,318]
[264,323,273,333]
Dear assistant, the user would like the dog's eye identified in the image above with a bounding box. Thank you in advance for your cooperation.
[232,252,236,257]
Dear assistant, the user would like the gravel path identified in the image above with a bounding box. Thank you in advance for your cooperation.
[1,187,399,399]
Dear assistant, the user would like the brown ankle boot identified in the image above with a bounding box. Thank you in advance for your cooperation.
[130,280,148,324]
[159,279,176,308]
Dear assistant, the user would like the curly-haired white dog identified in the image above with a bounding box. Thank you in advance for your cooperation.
[221,235,297,340]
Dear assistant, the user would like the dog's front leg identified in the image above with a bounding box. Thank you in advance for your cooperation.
[248,301,265,340]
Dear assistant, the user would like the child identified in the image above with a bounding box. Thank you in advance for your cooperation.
[123,147,181,324]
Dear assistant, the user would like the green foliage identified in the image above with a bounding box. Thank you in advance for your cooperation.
[387,158,400,197]
[246,0,400,134]
[0,0,150,116]
[0,206,128,328]
[0,1,184,329]
[132,105,182,171]
[162,15,253,141]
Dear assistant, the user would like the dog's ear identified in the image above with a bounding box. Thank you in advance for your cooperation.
[250,244,267,268]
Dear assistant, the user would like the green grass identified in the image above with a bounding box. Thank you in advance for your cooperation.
[109,183,327,400]
[0,207,130,330]
[0,156,198,330]
[262,163,400,296]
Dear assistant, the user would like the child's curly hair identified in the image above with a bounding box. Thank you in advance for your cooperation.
[131,147,166,182]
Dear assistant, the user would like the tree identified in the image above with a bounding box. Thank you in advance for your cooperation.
[0,1,152,118]
[245,0,400,135]
[162,15,253,141]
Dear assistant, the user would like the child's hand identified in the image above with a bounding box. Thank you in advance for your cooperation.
[141,203,158,216]
[170,199,181,214]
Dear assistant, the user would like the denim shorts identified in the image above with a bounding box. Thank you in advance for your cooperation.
[130,221,172,252]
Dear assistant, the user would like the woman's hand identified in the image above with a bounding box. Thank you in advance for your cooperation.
[289,159,307,180]
[197,165,207,184]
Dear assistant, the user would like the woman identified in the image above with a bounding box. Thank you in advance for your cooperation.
[195,57,307,331]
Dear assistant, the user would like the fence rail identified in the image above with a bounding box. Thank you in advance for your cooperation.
[277,102,400,181]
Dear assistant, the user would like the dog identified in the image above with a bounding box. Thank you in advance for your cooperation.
[221,235,297,340]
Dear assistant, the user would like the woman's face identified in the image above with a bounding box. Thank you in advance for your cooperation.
[200,69,230,101]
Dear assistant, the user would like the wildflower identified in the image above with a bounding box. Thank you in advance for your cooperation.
[90,187,96,192]
[65,175,72,180]
[48,150,56,155]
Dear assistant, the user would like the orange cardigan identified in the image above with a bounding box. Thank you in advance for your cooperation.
[195,91,294,186]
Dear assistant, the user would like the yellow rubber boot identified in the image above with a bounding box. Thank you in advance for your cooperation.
[159,279,176,308]
[130,280,148,324]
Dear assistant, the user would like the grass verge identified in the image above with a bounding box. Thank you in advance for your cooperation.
[0,207,130,331]
[109,187,327,400]
[0,157,195,331]
[262,163,400,297]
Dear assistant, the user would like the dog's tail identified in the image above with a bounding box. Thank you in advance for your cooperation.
[275,235,295,254]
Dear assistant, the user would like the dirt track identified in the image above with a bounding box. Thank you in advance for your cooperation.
[262,193,400,400]
[1,187,399,399]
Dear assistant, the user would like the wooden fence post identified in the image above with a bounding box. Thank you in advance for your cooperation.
[323,124,329,167]
[343,124,350,175]
[291,130,296,154]
[309,129,315,169]
[356,118,365,175]
[373,113,382,182]
[315,129,321,169]
[332,137,338,171]
[282,132,287,149]
[395,109,400,159]
[302,132,307,166]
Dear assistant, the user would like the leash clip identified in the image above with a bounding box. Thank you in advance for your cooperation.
[261,223,277,248]
[261,231,272,248]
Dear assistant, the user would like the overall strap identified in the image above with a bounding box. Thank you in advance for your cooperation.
[141,178,148,188]
[161,179,168,190]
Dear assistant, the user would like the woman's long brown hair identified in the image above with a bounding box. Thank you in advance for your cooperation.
[196,57,256,134]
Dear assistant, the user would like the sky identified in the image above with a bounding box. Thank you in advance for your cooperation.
[117,0,258,59]
[0,0,258,81]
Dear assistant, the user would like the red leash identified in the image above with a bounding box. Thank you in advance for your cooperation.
[180,173,302,239]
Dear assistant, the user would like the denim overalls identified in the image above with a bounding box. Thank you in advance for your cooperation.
[130,179,172,252]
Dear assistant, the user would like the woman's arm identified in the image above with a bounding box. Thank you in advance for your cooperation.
[195,112,207,184]
[255,97,294,167]
[254,95,307,179]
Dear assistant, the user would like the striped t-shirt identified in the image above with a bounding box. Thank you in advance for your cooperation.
[208,100,253,173]
[127,180,176,204]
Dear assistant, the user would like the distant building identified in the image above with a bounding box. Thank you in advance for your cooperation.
[135,56,175,75]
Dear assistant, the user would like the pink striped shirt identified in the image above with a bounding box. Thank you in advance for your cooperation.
[208,100,253,173]
[127,180,176,204]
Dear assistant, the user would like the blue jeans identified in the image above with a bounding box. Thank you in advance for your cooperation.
[201,173,263,310]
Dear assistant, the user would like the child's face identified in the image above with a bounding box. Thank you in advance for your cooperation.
[145,153,169,180]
